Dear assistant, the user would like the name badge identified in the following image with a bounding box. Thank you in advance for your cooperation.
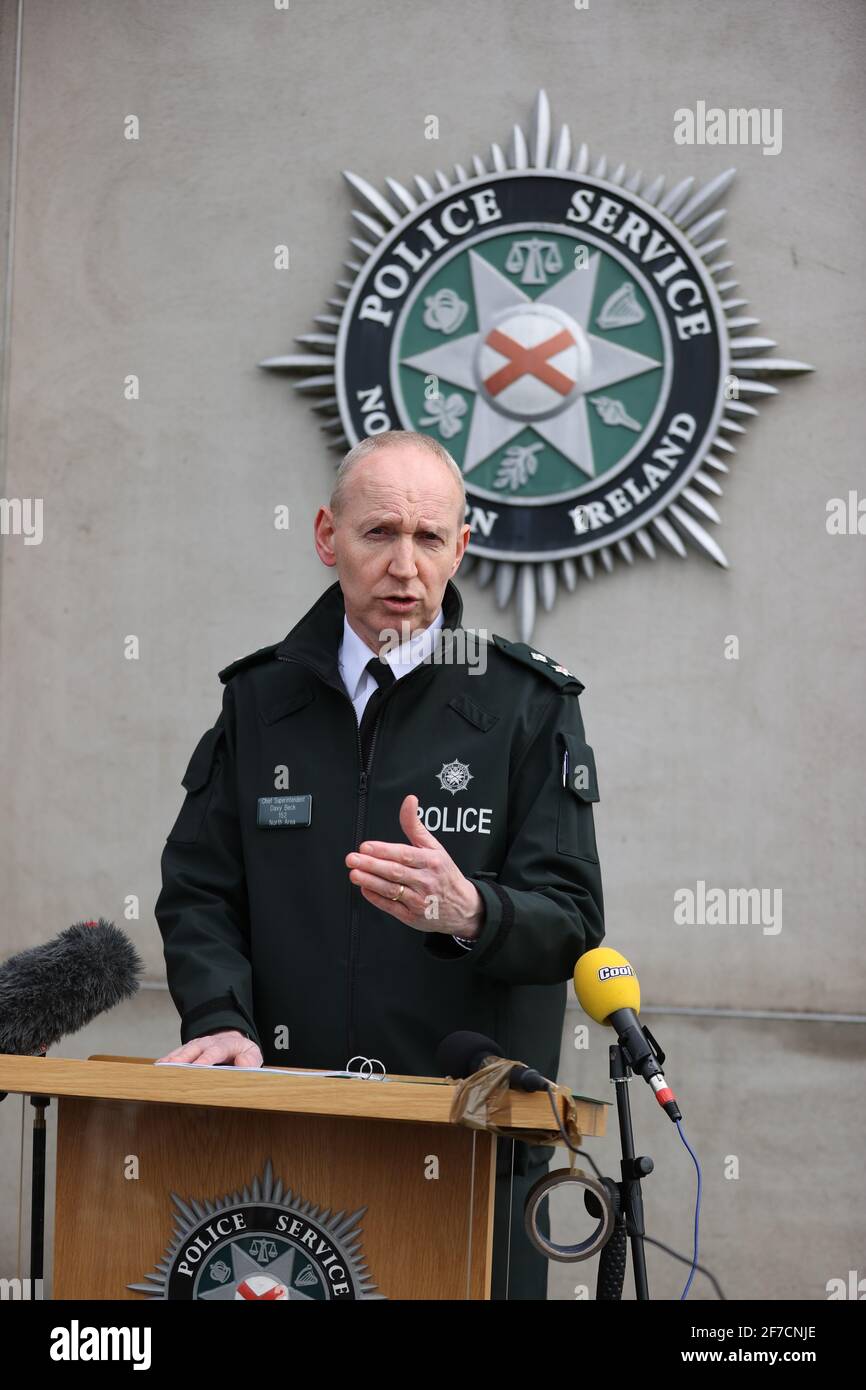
[257,795,312,828]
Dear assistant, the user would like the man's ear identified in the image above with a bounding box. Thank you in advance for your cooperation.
[314,505,338,567]
[451,522,471,573]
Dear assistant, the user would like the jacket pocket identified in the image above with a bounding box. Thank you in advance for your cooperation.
[167,723,224,843]
[259,683,315,725]
[556,731,600,862]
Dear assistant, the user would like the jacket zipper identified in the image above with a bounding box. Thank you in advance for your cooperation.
[276,654,396,1061]
[349,712,387,1057]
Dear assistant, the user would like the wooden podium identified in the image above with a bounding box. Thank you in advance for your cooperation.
[0,1054,607,1301]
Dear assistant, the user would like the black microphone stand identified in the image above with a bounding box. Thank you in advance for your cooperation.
[29,1094,49,1289]
[1,1073,50,1296]
[585,1030,666,1301]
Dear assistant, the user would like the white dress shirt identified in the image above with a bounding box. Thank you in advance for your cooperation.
[337,606,475,950]
[338,608,445,722]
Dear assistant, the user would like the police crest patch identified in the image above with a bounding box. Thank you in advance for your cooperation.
[436,758,474,795]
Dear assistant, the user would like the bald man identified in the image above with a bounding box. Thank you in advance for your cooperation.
[156,429,605,1299]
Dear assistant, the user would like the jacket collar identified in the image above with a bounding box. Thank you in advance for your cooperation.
[275,578,464,687]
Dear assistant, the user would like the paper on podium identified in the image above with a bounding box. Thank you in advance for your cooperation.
[154,1061,389,1080]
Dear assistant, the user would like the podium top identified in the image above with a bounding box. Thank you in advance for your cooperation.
[0,1054,607,1138]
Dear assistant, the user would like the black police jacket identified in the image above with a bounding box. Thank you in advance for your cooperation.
[155,578,605,1096]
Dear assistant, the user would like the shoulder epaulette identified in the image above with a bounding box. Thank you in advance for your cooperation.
[491,634,585,693]
[218,643,280,684]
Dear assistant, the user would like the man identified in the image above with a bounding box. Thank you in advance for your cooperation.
[155,429,605,1299]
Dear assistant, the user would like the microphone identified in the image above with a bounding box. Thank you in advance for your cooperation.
[0,918,143,1056]
[574,947,682,1121]
[436,1030,551,1092]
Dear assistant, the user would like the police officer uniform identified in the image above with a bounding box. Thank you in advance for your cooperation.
[155,577,605,1299]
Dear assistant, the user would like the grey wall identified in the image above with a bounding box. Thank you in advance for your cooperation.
[1,0,863,1300]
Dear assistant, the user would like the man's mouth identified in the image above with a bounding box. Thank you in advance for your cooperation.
[381,595,419,608]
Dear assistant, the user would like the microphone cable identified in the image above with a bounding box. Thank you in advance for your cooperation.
[543,1085,723,1299]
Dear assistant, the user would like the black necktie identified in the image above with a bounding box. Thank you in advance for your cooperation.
[358,657,396,767]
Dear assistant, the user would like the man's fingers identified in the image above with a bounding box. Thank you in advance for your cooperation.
[399,794,441,847]
[156,1033,262,1068]
[185,1040,236,1065]
[352,868,425,908]
[348,850,419,882]
[359,885,414,919]
[156,1039,211,1064]
[188,1039,259,1067]
[232,1041,264,1069]
[348,860,427,899]
[353,841,434,868]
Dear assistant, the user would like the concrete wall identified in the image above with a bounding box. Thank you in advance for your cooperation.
[1,0,863,1300]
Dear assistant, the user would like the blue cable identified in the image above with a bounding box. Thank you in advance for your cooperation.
[676,1118,702,1299]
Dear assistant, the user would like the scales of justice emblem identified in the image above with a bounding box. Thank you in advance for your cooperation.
[261,91,811,639]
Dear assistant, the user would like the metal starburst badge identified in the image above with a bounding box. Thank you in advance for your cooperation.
[261,91,811,639]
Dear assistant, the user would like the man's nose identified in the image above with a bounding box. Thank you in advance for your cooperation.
[388,536,419,576]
